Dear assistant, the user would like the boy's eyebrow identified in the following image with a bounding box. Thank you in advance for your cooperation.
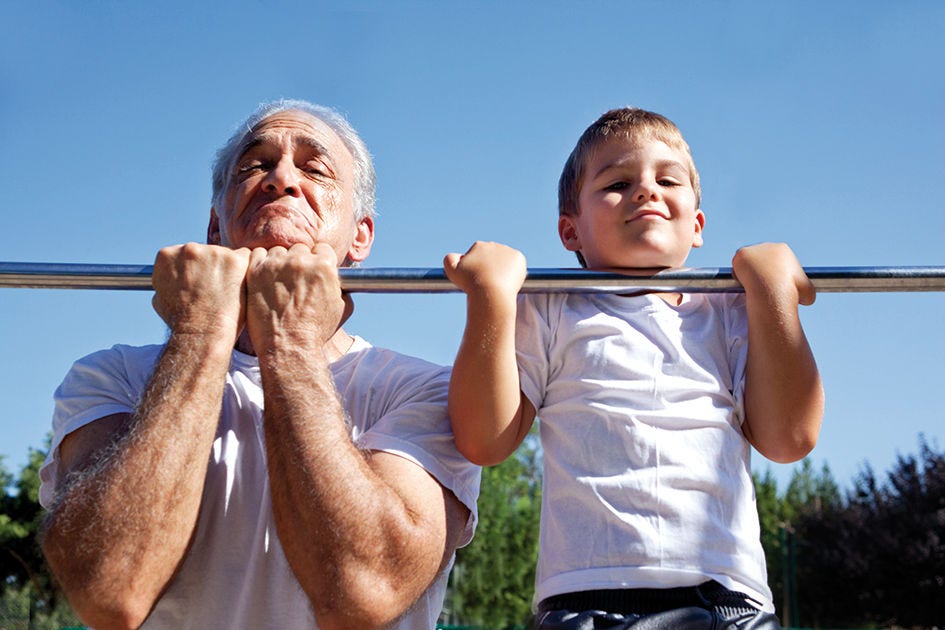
[592,157,689,179]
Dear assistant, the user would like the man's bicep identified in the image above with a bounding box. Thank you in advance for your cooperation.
[367,451,471,569]
[57,413,132,479]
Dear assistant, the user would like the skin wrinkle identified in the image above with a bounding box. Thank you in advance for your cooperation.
[216,116,355,253]
[43,107,467,629]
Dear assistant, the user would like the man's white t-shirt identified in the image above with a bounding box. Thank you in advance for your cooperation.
[40,336,480,629]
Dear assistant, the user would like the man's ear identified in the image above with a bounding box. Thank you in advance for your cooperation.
[558,214,582,252]
[692,208,706,249]
[346,216,375,263]
[207,208,222,245]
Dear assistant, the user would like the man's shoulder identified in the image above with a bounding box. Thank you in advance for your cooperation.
[337,337,450,394]
[345,336,448,373]
[70,343,165,374]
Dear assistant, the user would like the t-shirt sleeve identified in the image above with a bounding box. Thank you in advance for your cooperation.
[39,344,161,509]
[726,294,750,426]
[349,355,481,547]
[515,293,551,412]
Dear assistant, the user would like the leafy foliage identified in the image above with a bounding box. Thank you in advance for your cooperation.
[756,437,945,628]
[755,458,840,625]
[794,435,945,627]
[441,433,541,629]
[0,445,80,628]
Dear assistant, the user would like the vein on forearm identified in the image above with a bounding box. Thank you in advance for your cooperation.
[259,346,426,609]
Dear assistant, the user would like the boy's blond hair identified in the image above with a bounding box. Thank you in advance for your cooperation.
[558,108,702,218]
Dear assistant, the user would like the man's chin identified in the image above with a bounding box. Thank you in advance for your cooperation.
[238,231,317,251]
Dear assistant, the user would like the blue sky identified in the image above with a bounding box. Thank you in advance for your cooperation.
[1,1,943,493]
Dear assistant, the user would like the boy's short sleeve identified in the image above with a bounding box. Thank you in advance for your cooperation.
[725,294,750,424]
[515,293,553,411]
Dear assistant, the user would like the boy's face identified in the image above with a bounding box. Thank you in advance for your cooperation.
[559,136,704,270]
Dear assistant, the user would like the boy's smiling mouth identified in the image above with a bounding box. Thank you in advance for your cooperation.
[626,208,668,222]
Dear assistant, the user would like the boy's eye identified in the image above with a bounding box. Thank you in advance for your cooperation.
[658,179,679,187]
[604,181,628,191]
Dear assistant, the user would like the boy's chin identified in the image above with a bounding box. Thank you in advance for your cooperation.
[585,257,690,273]
[587,264,678,275]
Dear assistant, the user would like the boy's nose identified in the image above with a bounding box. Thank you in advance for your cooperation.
[634,182,660,202]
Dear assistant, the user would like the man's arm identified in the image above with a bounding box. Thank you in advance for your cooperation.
[41,243,249,629]
[734,242,824,464]
[443,241,536,466]
[246,243,469,629]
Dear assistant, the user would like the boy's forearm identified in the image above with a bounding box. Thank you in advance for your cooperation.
[742,290,824,463]
[449,292,531,466]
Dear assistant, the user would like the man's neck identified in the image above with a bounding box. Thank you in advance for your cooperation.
[234,328,354,362]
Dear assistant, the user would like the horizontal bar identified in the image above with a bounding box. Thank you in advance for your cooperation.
[1,261,944,293]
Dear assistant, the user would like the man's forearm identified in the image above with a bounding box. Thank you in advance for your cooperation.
[259,345,447,629]
[42,333,233,628]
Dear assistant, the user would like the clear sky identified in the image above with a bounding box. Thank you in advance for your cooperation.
[1,1,943,493]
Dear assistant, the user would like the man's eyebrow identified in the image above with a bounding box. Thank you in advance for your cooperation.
[235,133,332,160]
[294,135,331,156]
[237,137,264,156]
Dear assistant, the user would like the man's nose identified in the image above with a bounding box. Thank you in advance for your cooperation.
[263,157,302,197]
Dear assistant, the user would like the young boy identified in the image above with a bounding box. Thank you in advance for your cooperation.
[443,108,823,628]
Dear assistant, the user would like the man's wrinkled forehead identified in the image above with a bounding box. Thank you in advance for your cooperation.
[235,111,339,160]
[237,131,332,161]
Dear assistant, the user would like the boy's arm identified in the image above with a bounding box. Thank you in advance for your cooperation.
[443,241,536,466]
[733,242,824,464]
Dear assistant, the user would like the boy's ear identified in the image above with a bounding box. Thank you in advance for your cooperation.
[207,207,222,245]
[346,216,375,263]
[558,215,582,252]
[691,209,706,249]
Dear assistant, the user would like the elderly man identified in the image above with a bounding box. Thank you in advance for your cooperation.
[39,99,480,629]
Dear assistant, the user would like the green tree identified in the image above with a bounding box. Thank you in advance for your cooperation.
[442,433,541,629]
[1,443,81,628]
[795,435,945,627]
[753,469,786,617]
[754,458,840,627]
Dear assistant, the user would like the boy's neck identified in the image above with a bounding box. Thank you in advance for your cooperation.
[587,265,686,306]
[656,292,684,306]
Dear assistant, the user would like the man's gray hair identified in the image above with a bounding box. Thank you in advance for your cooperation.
[211,99,377,221]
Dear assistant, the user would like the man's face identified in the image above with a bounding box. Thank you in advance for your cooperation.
[559,136,704,270]
[209,110,373,264]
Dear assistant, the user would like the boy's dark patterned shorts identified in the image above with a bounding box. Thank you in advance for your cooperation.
[535,581,781,629]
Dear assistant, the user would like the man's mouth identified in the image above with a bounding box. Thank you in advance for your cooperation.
[256,202,299,216]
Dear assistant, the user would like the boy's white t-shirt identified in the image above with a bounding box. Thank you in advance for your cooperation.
[40,336,480,629]
[516,291,773,612]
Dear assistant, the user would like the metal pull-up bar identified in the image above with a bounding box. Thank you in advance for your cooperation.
[1,262,944,293]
